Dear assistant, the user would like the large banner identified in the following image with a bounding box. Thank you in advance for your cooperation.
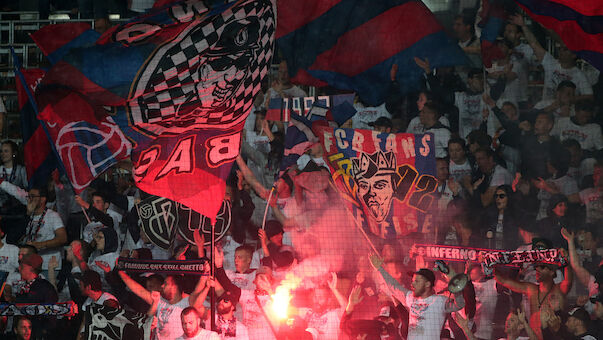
[31,0,275,221]
[84,305,151,340]
[319,128,437,238]
[137,195,231,249]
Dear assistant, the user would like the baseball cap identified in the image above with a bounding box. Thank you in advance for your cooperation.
[217,290,238,304]
[408,268,436,286]
[567,306,590,324]
[368,117,392,128]
[20,253,43,270]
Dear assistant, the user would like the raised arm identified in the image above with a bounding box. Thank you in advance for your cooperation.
[327,272,347,309]
[510,13,545,62]
[369,254,408,306]
[0,179,27,205]
[558,250,574,295]
[118,270,153,305]
[189,230,210,311]
[494,267,532,294]
[235,155,270,199]
[561,228,591,287]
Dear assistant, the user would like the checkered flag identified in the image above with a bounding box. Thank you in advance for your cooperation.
[127,0,275,136]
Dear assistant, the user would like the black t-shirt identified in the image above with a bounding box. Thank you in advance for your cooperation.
[15,277,58,303]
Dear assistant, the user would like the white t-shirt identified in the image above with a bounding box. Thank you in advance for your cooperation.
[455,91,484,139]
[352,103,391,129]
[406,116,450,134]
[551,117,603,151]
[238,290,277,340]
[176,329,220,340]
[490,165,514,187]
[300,307,343,340]
[580,188,603,224]
[406,292,449,340]
[82,292,118,311]
[28,209,65,270]
[225,270,256,291]
[0,242,19,274]
[155,296,191,340]
[473,279,498,340]
[533,99,575,119]
[88,251,119,276]
[449,159,472,183]
[541,52,593,101]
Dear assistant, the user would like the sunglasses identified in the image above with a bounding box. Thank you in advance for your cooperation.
[495,194,507,199]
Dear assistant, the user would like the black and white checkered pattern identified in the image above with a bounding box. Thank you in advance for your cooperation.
[127,0,275,136]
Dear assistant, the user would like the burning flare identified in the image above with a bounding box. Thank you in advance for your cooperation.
[270,273,301,320]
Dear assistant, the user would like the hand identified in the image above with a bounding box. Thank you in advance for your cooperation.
[453,312,469,330]
[236,170,244,191]
[258,228,268,245]
[355,271,365,285]
[413,57,430,74]
[510,13,525,26]
[517,308,528,325]
[368,253,384,269]
[518,120,531,132]
[576,295,590,306]
[472,175,485,190]
[48,256,59,270]
[74,195,89,209]
[95,260,111,273]
[120,249,130,257]
[482,92,496,108]
[151,291,161,304]
[26,241,44,251]
[447,178,461,196]
[390,64,398,81]
[533,177,546,190]
[539,307,552,328]
[512,172,521,192]
[175,245,189,260]
[193,228,205,248]
[72,241,83,261]
[214,246,224,268]
[561,228,574,242]
[327,272,338,290]
[347,285,364,309]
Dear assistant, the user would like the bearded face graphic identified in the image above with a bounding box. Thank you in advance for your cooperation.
[352,151,397,223]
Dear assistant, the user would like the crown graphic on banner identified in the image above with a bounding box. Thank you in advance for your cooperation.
[352,150,396,180]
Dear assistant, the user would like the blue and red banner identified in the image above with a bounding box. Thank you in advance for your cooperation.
[318,128,437,238]
[31,0,275,221]
[480,0,507,68]
[14,68,58,189]
[514,0,603,71]
[276,0,468,106]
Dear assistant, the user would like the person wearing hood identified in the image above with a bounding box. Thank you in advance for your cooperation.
[88,227,120,289]
[537,194,576,249]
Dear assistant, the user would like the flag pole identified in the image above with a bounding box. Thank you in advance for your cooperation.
[210,222,216,331]
[261,187,275,229]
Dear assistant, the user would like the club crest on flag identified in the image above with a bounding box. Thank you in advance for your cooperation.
[137,196,179,249]
[56,119,131,191]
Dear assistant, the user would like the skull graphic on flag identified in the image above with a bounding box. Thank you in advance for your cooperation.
[127,0,274,136]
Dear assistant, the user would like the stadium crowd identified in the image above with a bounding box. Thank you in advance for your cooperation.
[0,1,602,340]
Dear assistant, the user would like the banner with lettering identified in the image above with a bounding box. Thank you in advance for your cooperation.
[412,244,568,275]
[116,257,209,275]
[266,93,355,122]
[0,301,77,316]
[318,128,436,238]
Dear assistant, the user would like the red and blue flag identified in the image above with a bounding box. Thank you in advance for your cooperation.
[30,0,275,221]
[276,0,468,106]
[514,0,603,71]
[14,68,58,189]
[318,128,437,238]
[479,0,508,68]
